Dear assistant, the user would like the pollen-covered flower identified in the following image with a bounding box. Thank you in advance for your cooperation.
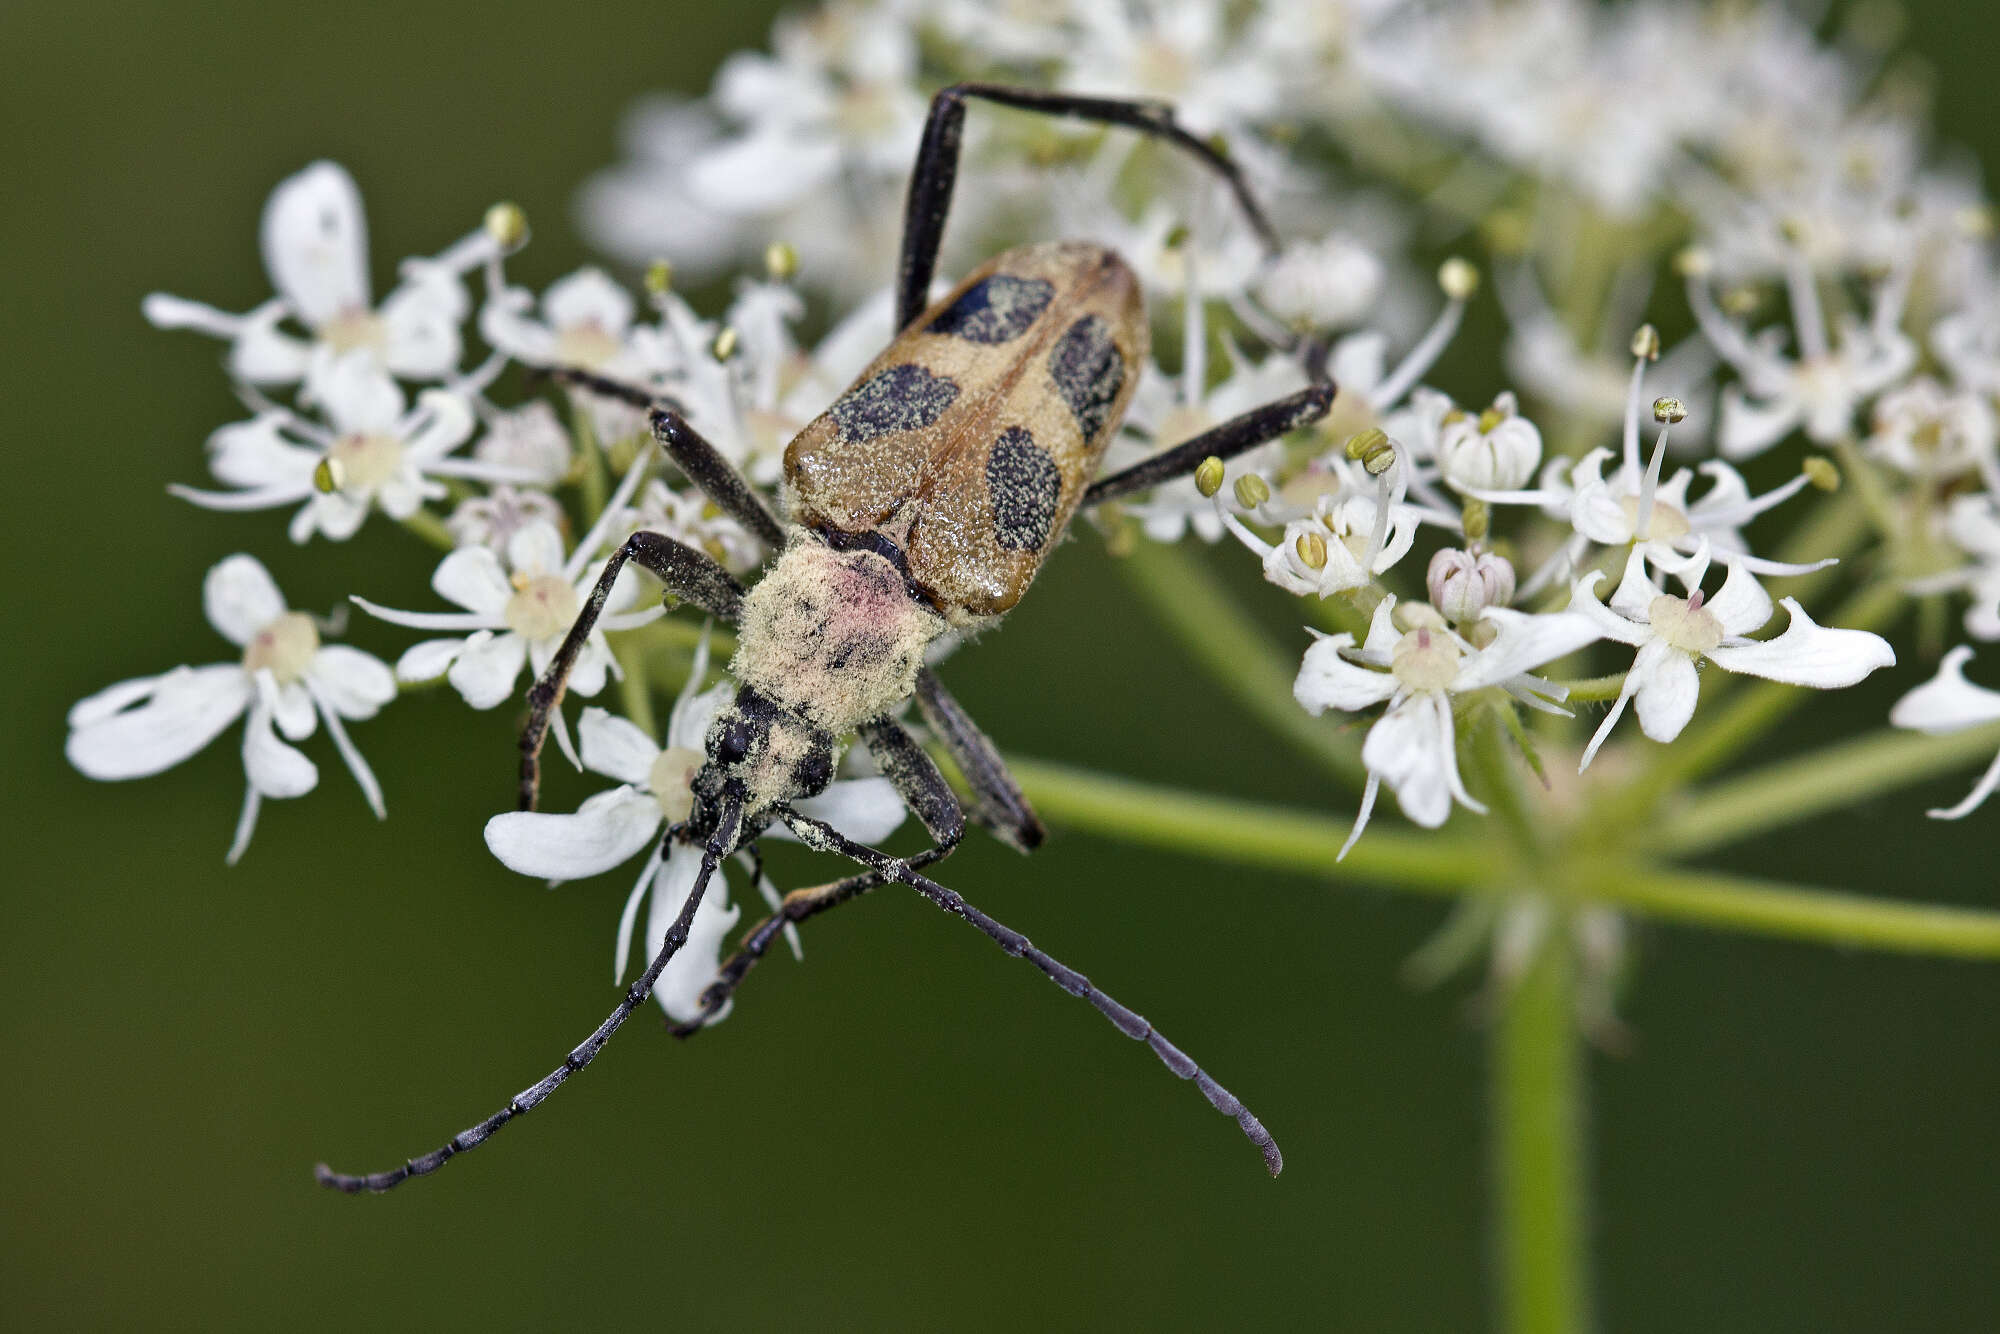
[66,554,394,863]
[1569,553,1895,769]
[1295,595,1602,854]
[142,161,477,403]
[1890,646,2000,819]
[483,637,906,1022]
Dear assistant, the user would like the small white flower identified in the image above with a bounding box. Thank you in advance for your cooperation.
[480,267,669,443]
[483,637,907,1022]
[168,355,530,543]
[473,401,575,487]
[1221,457,1450,598]
[66,554,394,863]
[1890,647,2000,819]
[142,162,476,403]
[615,478,763,576]
[1252,230,1387,331]
[1570,552,1896,769]
[1295,595,1603,854]
[446,484,568,556]
[1435,392,1543,493]
[1863,375,1999,485]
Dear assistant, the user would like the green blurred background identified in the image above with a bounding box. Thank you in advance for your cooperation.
[4,3,1998,1329]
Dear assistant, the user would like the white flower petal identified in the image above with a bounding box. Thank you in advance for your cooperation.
[447,630,529,709]
[242,702,318,799]
[66,664,251,780]
[688,126,842,214]
[314,351,404,436]
[202,554,287,647]
[646,843,740,1025]
[1294,635,1398,714]
[1706,560,1775,638]
[68,671,168,728]
[579,707,661,786]
[484,786,663,880]
[1361,693,1459,829]
[789,777,908,846]
[206,416,320,491]
[432,545,513,617]
[394,636,469,683]
[270,678,317,740]
[378,275,466,380]
[262,161,370,328]
[402,389,475,461]
[506,520,568,578]
[1890,647,2000,734]
[305,645,396,719]
[1459,608,1605,688]
[1631,642,1700,743]
[544,268,635,337]
[1707,598,1897,687]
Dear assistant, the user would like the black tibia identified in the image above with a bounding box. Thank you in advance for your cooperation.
[518,532,746,812]
[777,808,1285,1177]
[898,82,1282,331]
[858,715,967,847]
[315,791,746,1194]
[546,365,787,550]
[667,844,958,1038]
[1082,381,1338,509]
[914,668,1044,852]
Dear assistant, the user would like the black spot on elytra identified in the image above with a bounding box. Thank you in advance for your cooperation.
[831,363,959,442]
[986,427,1062,552]
[929,275,1055,344]
[1048,316,1124,441]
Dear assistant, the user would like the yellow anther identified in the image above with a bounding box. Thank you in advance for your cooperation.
[483,202,528,252]
[1295,531,1328,570]
[1631,324,1661,361]
[1954,205,1996,239]
[1194,456,1226,498]
[1803,456,1841,491]
[644,259,675,297]
[712,326,739,362]
[1234,474,1272,509]
[1438,257,1480,301]
[1721,284,1761,317]
[1476,406,1505,435]
[1363,443,1398,477]
[1344,427,1390,461]
[1163,223,1191,251]
[1461,498,1490,542]
[1652,397,1687,425]
[1673,247,1713,279]
[764,241,798,282]
[313,456,344,495]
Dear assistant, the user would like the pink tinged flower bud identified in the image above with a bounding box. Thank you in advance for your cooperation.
[1427,547,1516,623]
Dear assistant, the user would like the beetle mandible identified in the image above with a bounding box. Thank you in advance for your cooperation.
[317,83,1337,1194]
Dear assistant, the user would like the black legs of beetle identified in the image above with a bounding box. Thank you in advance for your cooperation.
[1084,382,1337,508]
[778,807,1285,1177]
[914,668,1044,851]
[316,790,746,1193]
[518,531,746,811]
[898,83,1282,330]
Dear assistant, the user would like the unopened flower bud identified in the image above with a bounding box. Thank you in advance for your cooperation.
[1630,324,1660,361]
[1428,547,1516,623]
[1295,531,1328,570]
[1194,456,1225,498]
[1653,397,1686,424]
[1233,474,1271,509]
[1802,456,1841,491]
[1438,257,1479,300]
[1438,392,1541,492]
[483,202,528,252]
[764,240,798,281]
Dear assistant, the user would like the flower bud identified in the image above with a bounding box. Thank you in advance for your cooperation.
[1437,392,1541,492]
[1438,257,1479,300]
[1427,547,1516,623]
[1194,455,1225,498]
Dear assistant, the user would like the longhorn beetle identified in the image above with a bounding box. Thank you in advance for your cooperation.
[317,83,1336,1193]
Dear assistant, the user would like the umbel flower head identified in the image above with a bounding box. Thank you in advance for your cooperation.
[66,555,394,862]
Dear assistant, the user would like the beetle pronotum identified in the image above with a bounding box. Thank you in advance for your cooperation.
[317,83,1337,1193]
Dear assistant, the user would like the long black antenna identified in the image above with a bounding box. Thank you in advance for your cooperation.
[316,790,745,1193]
[777,807,1283,1176]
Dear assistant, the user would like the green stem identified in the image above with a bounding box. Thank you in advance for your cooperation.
[1008,757,1490,891]
[1492,918,1591,1334]
[1116,541,1366,789]
[1580,864,2000,959]
[1004,758,2000,958]
[1470,703,1541,857]
[613,638,658,738]
[571,401,609,521]
[399,509,456,551]
[1548,673,1627,703]
[1654,722,2000,857]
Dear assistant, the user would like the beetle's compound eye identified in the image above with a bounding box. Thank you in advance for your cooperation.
[793,744,833,797]
[712,720,754,767]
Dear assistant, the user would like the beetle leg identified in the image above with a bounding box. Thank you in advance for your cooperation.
[1083,381,1338,509]
[898,82,1281,331]
[666,715,966,1036]
[776,806,1285,1178]
[544,366,788,550]
[518,531,747,812]
[314,789,746,1194]
[915,668,1045,852]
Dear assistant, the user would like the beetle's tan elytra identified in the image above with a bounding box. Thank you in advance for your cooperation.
[318,83,1336,1196]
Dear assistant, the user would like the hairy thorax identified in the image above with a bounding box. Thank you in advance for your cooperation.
[729,534,947,737]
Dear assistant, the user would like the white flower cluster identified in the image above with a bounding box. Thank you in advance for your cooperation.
[71,0,2000,1023]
